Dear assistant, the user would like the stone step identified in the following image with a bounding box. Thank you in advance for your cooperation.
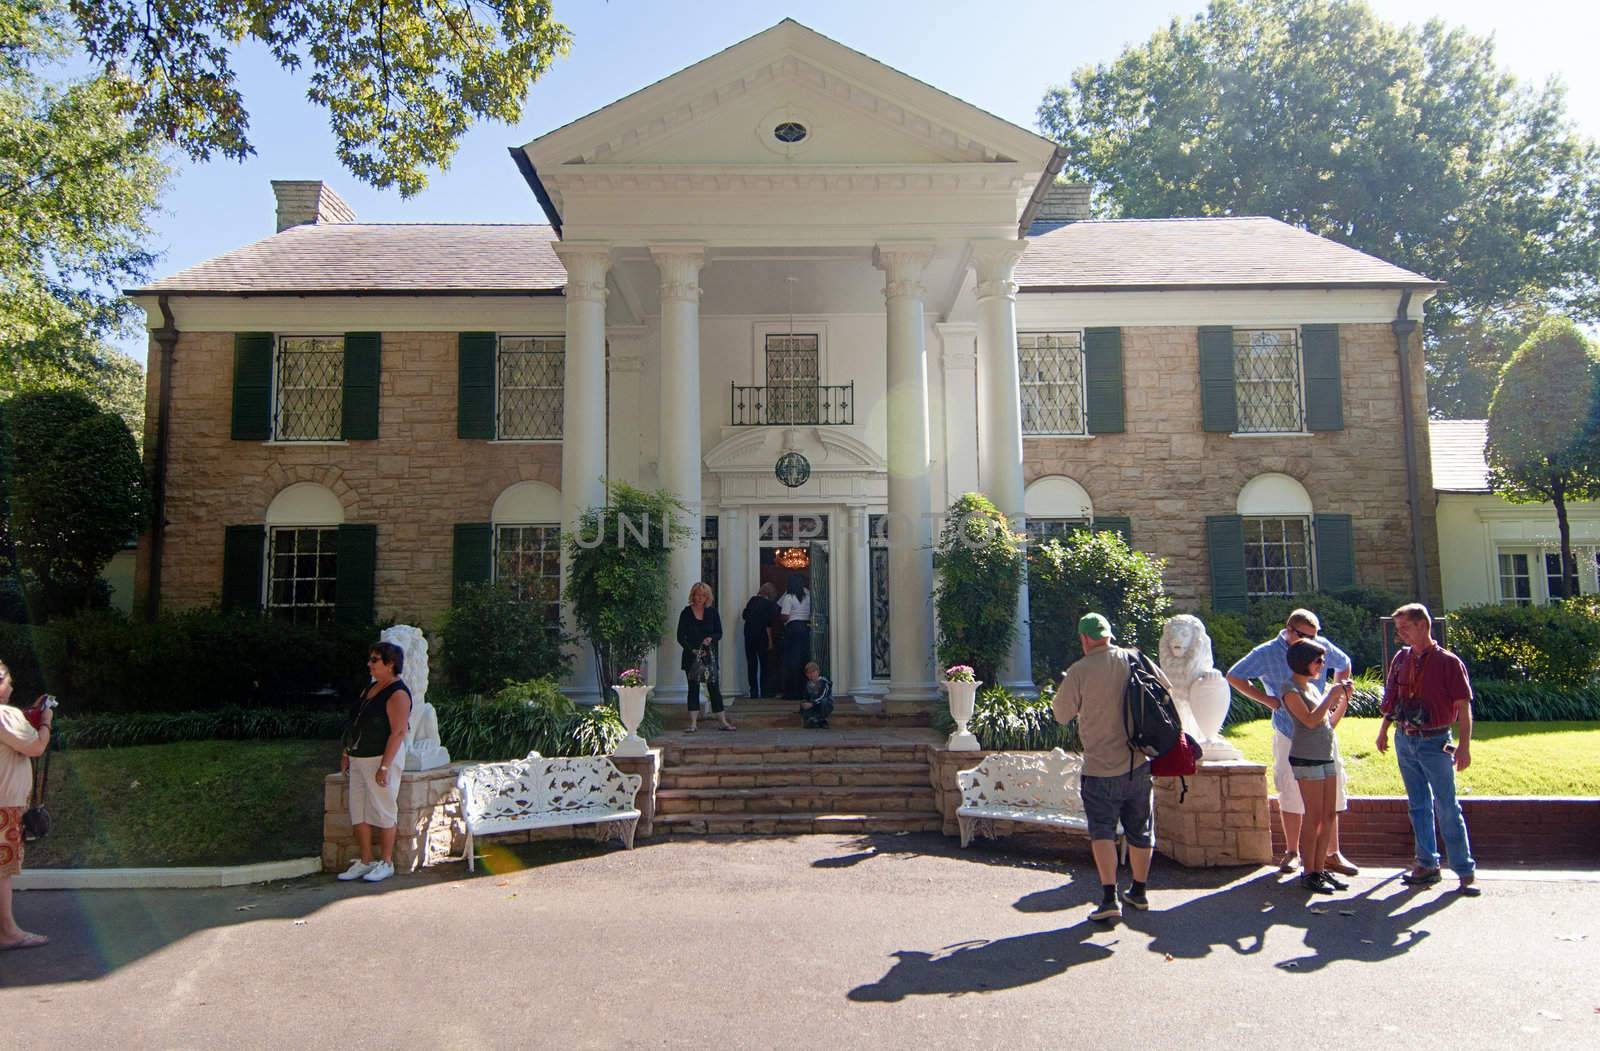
[655,785,937,815]
[655,699,933,730]
[659,743,930,767]
[654,811,945,836]
[659,762,932,790]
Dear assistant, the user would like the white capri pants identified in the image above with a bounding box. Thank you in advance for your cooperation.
[348,749,405,829]
[1272,731,1348,815]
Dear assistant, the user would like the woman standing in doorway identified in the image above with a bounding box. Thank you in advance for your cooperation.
[777,572,813,700]
[678,582,735,733]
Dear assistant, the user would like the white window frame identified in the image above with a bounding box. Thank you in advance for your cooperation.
[273,335,345,442]
[265,525,339,623]
[1233,327,1307,436]
[495,335,565,441]
[1242,515,1316,598]
[1495,544,1599,605]
[1018,331,1087,436]
[493,522,563,625]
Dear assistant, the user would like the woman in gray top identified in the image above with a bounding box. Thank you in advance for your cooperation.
[1283,639,1353,895]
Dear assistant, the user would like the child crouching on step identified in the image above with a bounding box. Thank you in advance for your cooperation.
[799,662,833,729]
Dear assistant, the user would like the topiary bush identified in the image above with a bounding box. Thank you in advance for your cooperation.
[439,582,571,695]
[934,493,1024,685]
[931,683,1081,752]
[1028,530,1171,682]
[1447,603,1600,688]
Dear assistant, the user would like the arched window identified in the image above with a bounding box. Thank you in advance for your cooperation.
[1236,473,1314,597]
[263,483,345,623]
[1025,476,1094,544]
[491,481,562,624]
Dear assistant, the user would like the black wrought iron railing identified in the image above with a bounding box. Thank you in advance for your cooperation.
[731,383,854,426]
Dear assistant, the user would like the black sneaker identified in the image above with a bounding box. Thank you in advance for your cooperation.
[1089,900,1122,923]
[1120,886,1150,911]
[1301,873,1335,894]
[1320,872,1349,892]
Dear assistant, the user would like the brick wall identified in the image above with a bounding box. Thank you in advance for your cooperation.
[1023,322,1441,607]
[137,331,561,621]
[1270,797,1600,867]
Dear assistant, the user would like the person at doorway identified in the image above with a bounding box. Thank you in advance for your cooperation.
[777,572,812,700]
[338,641,413,884]
[679,582,734,733]
[799,661,834,728]
[741,582,780,698]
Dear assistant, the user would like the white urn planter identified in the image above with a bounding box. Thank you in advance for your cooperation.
[1189,673,1241,761]
[613,684,651,756]
[944,680,982,752]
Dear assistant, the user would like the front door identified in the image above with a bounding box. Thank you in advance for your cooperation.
[757,512,831,691]
[808,539,830,679]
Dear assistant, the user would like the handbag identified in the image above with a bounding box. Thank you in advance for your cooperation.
[21,739,52,842]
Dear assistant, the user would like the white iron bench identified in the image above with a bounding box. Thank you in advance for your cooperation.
[456,752,643,871]
[956,748,1089,848]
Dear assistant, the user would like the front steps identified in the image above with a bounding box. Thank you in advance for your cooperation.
[653,730,944,836]
[655,697,934,731]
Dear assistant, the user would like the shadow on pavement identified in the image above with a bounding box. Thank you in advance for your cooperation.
[847,918,1114,1001]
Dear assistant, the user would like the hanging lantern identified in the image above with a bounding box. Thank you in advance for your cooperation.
[775,451,811,488]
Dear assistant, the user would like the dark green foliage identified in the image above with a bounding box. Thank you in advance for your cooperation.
[934,493,1025,684]
[52,706,344,749]
[0,607,380,712]
[1028,530,1171,681]
[931,684,1081,753]
[1243,586,1406,677]
[431,678,664,761]
[564,482,689,688]
[0,389,149,619]
[1448,603,1600,689]
[1469,680,1600,721]
[439,581,570,695]
[1197,608,1252,678]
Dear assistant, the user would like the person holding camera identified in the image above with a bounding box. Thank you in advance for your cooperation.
[0,658,52,949]
[1280,640,1354,894]
[1377,603,1478,895]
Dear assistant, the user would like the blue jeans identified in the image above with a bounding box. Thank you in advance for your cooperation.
[1394,732,1475,877]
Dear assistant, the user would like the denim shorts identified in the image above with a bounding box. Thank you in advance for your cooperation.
[1079,764,1153,848]
[1289,758,1339,781]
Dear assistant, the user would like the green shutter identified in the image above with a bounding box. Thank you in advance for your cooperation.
[231,333,274,440]
[221,525,265,611]
[1083,327,1125,434]
[452,523,493,604]
[335,524,378,625]
[1301,324,1344,431]
[1093,516,1132,544]
[1198,326,1238,433]
[458,332,497,439]
[342,332,381,440]
[1206,514,1248,614]
[1314,513,1356,591]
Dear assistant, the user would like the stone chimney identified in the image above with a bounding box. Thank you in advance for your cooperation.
[271,180,357,233]
[1034,181,1091,223]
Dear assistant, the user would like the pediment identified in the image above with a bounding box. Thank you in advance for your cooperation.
[704,427,886,476]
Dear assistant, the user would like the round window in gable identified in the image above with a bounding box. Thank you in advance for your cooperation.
[773,121,808,144]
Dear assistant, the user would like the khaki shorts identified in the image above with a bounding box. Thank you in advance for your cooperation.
[1273,731,1347,815]
[0,806,23,878]
[348,751,405,829]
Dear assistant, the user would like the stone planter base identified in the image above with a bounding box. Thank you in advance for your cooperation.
[1153,760,1273,867]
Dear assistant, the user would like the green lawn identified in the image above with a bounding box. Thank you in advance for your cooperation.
[1221,717,1600,797]
[26,739,339,868]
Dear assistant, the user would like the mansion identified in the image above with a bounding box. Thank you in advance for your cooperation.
[130,20,1442,702]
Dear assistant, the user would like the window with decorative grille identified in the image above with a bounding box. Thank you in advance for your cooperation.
[1497,551,1533,606]
[1025,518,1090,544]
[266,526,338,623]
[765,333,820,424]
[275,337,344,440]
[702,516,719,601]
[498,336,564,439]
[1234,329,1304,434]
[1018,332,1086,435]
[494,524,562,625]
[869,514,890,680]
[1243,517,1314,597]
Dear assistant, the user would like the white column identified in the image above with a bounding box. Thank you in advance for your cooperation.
[651,244,706,698]
[874,243,937,702]
[720,506,746,696]
[605,325,645,486]
[937,322,980,502]
[846,504,877,700]
[972,238,1033,694]
[552,242,610,700]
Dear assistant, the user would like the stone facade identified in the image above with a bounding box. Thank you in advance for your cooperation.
[1152,760,1273,867]
[137,330,561,620]
[1023,322,1441,607]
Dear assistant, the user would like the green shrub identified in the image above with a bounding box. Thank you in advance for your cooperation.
[432,678,665,760]
[52,706,344,749]
[1470,680,1600,720]
[932,684,1081,752]
[1197,608,1252,675]
[934,493,1024,684]
[1028,530,1171,682]
[1243,590,1396,677]
[1448,603,1600,688]
[439,582,571,695]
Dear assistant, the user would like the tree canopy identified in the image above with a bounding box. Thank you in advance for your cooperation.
[1485,318,1600,598]
[67,0,571,197]
[1038,0,1600,416]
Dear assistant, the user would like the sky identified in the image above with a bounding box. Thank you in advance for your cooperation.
[110,0,1600,365]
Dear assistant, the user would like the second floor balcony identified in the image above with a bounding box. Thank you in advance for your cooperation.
[731,383,855,426]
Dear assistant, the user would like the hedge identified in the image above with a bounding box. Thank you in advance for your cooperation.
[1447,603,1600,689]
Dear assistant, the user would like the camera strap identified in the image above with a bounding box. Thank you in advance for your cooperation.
[30,738,51,808]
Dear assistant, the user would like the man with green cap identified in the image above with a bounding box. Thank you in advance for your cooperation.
[1052,612,1171,922]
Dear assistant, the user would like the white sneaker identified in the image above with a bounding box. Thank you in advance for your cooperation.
[337,859,376,881]
[361,860,395,883]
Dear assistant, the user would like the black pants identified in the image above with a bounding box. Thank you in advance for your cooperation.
[744,635,769,697]
[687,675,724,714]
[780,621,812,700]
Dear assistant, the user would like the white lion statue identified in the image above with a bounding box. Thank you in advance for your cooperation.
[1158,614,1238,760]
[381,624,451,771]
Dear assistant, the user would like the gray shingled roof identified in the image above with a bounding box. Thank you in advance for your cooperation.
[1430,420,1491,493]
[132,223,565,295]
[1018,217,1435,291]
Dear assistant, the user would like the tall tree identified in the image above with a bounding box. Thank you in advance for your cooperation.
[1,0,169,374]
[67,0,571,196]
[1038,0,1600,416]
[1485,318,1600,600]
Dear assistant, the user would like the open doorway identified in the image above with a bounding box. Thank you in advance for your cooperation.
[756,513,830,697]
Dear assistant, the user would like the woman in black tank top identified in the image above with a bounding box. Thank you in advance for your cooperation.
[337,641,413,883]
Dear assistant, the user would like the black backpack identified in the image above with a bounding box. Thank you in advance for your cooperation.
[1123,649,1183,770]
